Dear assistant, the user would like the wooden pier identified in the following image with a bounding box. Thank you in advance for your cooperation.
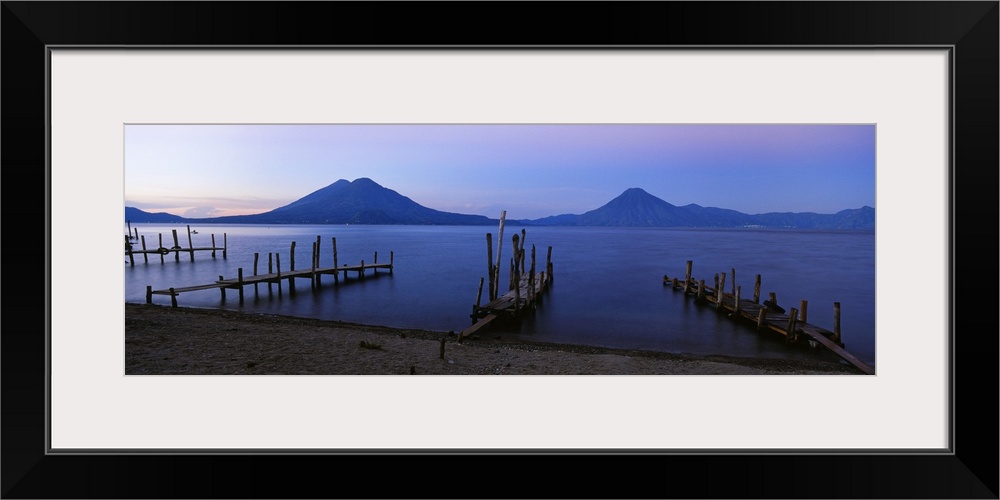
[663,260,875,375]
[145,236,392,307]
[458,212,553,342]
[126,224,227,266]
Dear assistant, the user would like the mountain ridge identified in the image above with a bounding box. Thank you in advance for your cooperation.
[125,179,874,229]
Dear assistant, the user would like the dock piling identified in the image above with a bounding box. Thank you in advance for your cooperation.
[332,237,339,284]
[493,211,506,302]
[786,308,799,343]
[172,230,180,262]
[486,233,495,301]
[753,274,761,303]
[186,225,195,261]
[253,253,260,297]
[268,253,274,295]
[141,235,148,263]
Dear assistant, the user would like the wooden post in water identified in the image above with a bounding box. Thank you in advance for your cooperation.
[223,233,227,259]
[374,251,378,274]
[127,220,132,236]
[684,261,693,294]
[731,268,736,295]
[519,229,526,275]
[134,227,139,241]
[833,302,842,343]
[799,300,808,324]
[735,286,741,313]
[140,235,148,263]
[289,241,297,292]
[389,251,393,274]
[509,257,515,291]
[276,253,283,297]
[786,308,799,343]
[332,237,339,284]
[146,285,152,304]
[253,253,260,297]
[713,273,719,299]
[159,233,165,264]
[717,272,726,309]
[769,292,777,307]
[360,260,365,280]
[268,253,274,295]
[672,277,679,288]
[237,268,244,305]
[493,211,506,302]
[310,241,317,290]
[547,246,553,284]
[211,234,217,258]
[186,225,195,261]
[169,287,177,307]
[476,277,484,308]
[697,280,706,301]
[512,234,521,312]
[126,236,135,266]
[472,277,484,324]
[757,307,767,329]
[315,236,322,287]
[172,230,180,262]
[753,274,761,303]
[219,275,226,300]
[486,233,495,301]
[529,244,536,305]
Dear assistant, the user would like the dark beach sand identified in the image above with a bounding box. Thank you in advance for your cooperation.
[125,303,859,375]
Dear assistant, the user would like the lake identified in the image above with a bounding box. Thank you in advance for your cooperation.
[124,224,876,367]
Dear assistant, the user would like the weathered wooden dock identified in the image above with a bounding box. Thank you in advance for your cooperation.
[145,235,392,307]
[663,260,875,375]
[126,224,227,265]
[458,212,553,342]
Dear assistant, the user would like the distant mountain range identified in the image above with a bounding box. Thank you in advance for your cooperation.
[126,178,874,230]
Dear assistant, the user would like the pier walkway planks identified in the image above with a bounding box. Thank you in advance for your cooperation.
[664,262,875,375]
[147,257,392,307]
[458,216,553,342]
[126,225,227,265]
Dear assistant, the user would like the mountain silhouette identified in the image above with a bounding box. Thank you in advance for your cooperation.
[187,178,494,225]
[125,180,873,229]
[527,187,874,229]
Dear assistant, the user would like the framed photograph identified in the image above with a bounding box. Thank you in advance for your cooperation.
[5,2,996,498]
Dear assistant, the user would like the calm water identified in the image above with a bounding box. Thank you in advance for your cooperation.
[124,224,876,367]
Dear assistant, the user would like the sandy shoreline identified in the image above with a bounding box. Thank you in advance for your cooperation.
[124,303,859,375]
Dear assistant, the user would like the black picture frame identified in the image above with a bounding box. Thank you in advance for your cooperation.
[3,2,997,498]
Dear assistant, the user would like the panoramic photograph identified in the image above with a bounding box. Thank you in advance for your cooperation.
[124,123,876,375]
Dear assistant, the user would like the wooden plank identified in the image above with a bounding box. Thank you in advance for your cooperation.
[458,313,499,340]
[151,283,225,294]
[800,326,875,375]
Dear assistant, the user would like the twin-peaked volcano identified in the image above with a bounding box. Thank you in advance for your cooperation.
[191,178,494,225]
[125,179,874,229]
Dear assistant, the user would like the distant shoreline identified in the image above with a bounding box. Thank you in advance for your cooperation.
[124,303,860,375]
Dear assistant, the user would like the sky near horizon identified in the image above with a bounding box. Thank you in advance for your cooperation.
[124,124,876,220]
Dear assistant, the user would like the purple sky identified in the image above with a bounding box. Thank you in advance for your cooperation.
[124,124,875,220]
